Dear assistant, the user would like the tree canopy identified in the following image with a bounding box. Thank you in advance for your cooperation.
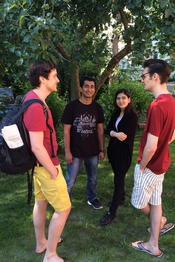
[0,0,175,99]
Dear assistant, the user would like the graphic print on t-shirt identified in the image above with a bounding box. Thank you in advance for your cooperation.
[73,113,96,136]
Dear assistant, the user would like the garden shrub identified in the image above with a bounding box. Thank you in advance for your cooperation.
[97,77,153,129]
[46,92,67,152]
[0,87,15,120]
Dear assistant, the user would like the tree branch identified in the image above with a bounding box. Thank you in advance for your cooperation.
[94,8,132,97]
[119,9,129,30]
[94,43,132,97]
[57,42,71,61]
[119,8,132,44]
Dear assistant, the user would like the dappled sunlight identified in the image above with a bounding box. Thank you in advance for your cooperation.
[108,171,114,178]
[125,172,130,178]
[0,131,175,262]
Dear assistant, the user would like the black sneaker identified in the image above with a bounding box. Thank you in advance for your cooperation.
[100,212,116,226]
[87,199,103,210]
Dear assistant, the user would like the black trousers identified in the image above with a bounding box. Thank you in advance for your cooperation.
[109,158,130,215]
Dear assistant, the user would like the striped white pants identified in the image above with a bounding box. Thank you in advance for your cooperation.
[131,164,164,209]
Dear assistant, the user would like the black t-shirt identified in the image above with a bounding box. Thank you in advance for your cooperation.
[61,99,104,158]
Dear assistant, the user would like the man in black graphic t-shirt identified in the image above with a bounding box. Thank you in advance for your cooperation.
[61,76,105,209]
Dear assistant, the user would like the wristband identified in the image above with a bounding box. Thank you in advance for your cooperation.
[110,130,114,137]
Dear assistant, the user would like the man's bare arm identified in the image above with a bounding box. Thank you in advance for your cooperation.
[97,123,105,160]
[140,132,158,172]
[64,124,72,164]
[29,131,58,179]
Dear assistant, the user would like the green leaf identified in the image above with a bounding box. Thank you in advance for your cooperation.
[19,15,25,27]
[16,58,24,65]
[41,4,50,10]
[16,50,22,57]
[9,46,15,53]
[23,34,31,43]
[160,0,169,9]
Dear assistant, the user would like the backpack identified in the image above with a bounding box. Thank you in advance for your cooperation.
[0,98,55,204]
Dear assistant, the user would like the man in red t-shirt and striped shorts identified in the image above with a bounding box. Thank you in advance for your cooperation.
[131,59,175,258]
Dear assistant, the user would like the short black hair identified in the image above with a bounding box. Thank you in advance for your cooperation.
[29,60,56,88]
[144,59,170,84]
[80,76,96,88]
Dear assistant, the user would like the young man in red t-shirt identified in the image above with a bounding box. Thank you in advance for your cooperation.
[23,60,71,262]
[131,59,175,257]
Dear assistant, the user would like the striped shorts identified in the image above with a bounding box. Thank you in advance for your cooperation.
[131,164,164,209]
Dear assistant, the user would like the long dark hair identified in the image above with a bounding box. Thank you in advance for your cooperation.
[114,88,136,115]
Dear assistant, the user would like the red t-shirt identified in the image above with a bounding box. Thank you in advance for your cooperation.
[23,90,59,166]
[138,94,175,174]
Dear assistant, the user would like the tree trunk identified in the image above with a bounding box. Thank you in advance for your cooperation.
[109,30,119,83]
[70,62,80,100]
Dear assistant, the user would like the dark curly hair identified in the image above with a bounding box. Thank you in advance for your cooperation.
[28,60,56,88]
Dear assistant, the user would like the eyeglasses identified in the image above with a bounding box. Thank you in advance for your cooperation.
[141,72,150,80]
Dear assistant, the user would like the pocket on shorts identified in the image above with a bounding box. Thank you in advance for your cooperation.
[134,163,142,175]
[134,164,143,186]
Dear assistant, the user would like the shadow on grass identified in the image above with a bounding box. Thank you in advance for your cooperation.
[0,131,175,262]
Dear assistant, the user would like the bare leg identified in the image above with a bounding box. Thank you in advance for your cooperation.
[43,207,71,262]
[33,200,48,253]
[141,204,167,233]
[149,205,161,245]
[141,203,151,216]
[139,204,162,255]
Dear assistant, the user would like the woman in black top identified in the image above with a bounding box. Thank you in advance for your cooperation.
[100,88,138,226]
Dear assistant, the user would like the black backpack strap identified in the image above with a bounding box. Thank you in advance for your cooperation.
[22,98,56,157]
[46,123,55,158]
[41,103,56,158]
[22,98,56,204]
[27,166,34,205]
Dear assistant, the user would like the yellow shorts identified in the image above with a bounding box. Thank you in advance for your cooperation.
[33,164,71,212]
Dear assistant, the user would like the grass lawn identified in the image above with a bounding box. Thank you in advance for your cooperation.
[0,129,175,262]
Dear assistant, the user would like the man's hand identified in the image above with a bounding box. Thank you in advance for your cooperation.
[51,167,59,180]
[139,164,145,173]
[29,131,60,179]
[99,151,105,161]
[65,152,73,164]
